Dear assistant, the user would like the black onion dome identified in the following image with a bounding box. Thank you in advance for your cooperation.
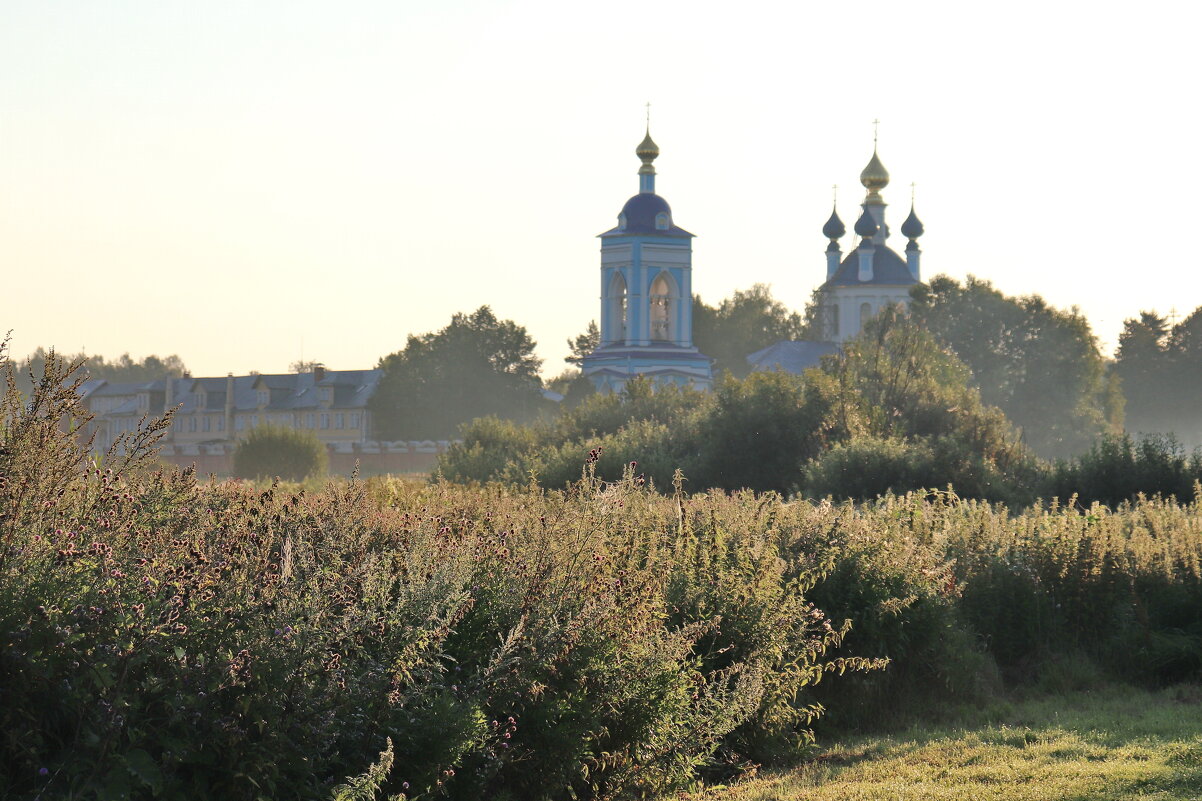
[822,208,846,239]
[901,206,924,239]
[854,207,879,237]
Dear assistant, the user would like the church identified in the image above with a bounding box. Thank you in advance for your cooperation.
[582,125,926,389]
[746,140,925,373]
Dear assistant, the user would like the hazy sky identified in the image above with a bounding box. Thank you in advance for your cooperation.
[3,1,1198,378]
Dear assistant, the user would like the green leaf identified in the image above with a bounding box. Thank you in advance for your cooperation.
[124,748,164,793]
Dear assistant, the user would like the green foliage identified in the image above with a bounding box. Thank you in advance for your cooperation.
[910,275,1119,458]
[442,313,1042,502]
[815,307,1037,503]
[564,320,600,366]
[233,424,329,481]
[370,306,545,441]
[693,284,807,378]
[1046,433,1202,508]
[1116,307,1202,448]
[0,351,882,800]
[688,370,849,495]
[5,346,188,397]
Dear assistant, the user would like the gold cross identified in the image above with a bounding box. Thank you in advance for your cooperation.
[873,118,880,146]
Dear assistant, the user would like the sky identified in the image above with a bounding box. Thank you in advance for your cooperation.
[3,1,1199,379]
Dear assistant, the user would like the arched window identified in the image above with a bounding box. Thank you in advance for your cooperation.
[860,302,873,331]
[828,304,840,339]
[650,273,675,342]
[607,272,628,344]
[655,212,669,231]
[618,213,628,231]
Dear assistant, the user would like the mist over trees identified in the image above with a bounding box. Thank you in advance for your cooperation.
[369,306,545,441]
[1116,308,1202,447]
[909,276,1122,459]
[5,348,188,396]
[692,283,808,378]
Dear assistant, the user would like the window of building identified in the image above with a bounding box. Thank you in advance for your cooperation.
[256,389,269,406]
[830,305,840,338]
[334,413,343,429]
[650,273,674,341]
[860,302,873,330]
[607,272,628,343]
[307,412,316,428]
[236,417,244,431]
[189,417,197,432]
[350,413,360,429]
[655,212,669,231]
[203,417,211,432]
[320,413,330,430]
[217,417,225,432]
[320,387,333,404]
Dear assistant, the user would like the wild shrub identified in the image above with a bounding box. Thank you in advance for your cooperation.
[1,351,882,800]
[233,424,329,481]
[795,494,996,731]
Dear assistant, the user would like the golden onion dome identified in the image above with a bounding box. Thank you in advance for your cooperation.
[860,149,890,203]
[636,129,659,175]
[636,129,659,159]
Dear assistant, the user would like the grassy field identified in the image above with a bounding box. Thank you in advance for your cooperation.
[684,685,1202,800]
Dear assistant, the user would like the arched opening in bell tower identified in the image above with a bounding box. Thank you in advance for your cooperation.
[607,272,628,344]
[649,272,678,342]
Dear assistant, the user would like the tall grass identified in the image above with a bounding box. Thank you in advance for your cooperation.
[3,351,1201,799]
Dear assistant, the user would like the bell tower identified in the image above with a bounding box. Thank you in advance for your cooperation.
[581,123,713,392]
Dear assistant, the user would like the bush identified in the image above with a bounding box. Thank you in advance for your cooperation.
[233,425,329,481]
[1046,433,1202,507]
[1,352,881,800]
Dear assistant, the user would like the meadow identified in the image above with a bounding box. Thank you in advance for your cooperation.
[2,357,1201,800]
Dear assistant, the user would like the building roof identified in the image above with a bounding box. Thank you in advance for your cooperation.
[599,193,694,238]
[87,369,382,418]
[746,340,840,374]
[824,244,917,287]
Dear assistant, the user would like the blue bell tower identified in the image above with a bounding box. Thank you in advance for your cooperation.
[581,127,713,392]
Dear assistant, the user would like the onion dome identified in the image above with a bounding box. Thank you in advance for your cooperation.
[636,129,659,175]
[901,205,924,239]
[854,207,879,238]
[860,148,890,204]
[822,207,846,239]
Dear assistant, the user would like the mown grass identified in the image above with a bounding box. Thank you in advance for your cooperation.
[683,685,1202,800]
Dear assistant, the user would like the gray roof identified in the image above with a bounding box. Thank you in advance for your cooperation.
[89,369,382,418]
[824,244,917,287]
[746,340,840,374]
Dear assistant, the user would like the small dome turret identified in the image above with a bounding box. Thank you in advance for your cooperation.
[854,207,879,238]
[822,207,846,239]
[901,205,924,239]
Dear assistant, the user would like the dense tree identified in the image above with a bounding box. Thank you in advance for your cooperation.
[6,348,188,396]
[688,370,848,494]
[563,320,600,365]
[814,306,1037,502]
[1116,306,1202,446]
[693,284,808,378]
[370,306,544,440]
[910,275,1119,459]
